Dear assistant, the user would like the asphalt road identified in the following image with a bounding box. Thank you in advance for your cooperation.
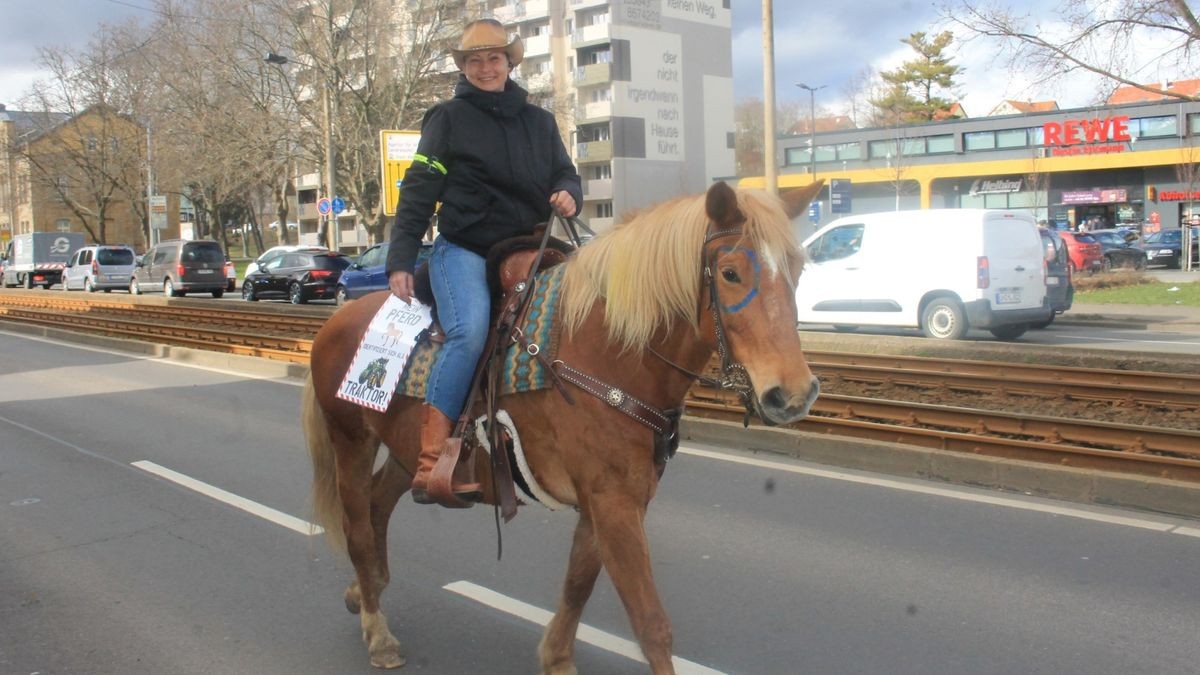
[3,331,1200,674]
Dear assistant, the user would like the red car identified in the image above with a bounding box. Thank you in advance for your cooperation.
[1057,231,1103,274]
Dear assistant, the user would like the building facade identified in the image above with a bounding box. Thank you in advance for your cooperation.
[744,99,1200,240]
[1,104,151,248]
[495,0,735,231]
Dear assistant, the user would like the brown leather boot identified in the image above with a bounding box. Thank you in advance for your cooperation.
[411,404,482,506]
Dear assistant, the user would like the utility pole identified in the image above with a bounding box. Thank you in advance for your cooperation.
[762,0,777,195]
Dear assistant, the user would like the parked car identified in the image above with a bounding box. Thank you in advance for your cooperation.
[337,242,390,305]
[1057,231,1103,274]
[1034,228,1073,328]
[334,242,431,305]
[242,250,350,304]
[1088,228,1147,271]
[63,244,137,292]
[796,209,1050,340]
[130,239,228,297]
[1141,226,1200,269]
[244,245,327,278]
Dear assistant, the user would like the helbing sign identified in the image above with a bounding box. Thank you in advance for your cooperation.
[1043,115,1131,156]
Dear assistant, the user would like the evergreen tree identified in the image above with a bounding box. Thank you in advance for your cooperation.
[870,31,961,123]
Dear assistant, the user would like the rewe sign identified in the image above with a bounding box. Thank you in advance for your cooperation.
[1043,115,1131,157]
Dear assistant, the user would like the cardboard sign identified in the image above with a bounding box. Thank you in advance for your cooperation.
[337,295,433,412]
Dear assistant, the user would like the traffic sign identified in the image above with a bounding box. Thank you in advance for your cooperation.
[379,130,422,217]
[808,200,821,223]
[332,196,346,214]
[317,198,332,215]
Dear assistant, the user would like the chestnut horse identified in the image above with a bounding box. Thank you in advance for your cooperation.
[303,180,823,672]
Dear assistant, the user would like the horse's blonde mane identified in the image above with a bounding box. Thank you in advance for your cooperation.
[560,188,802,352]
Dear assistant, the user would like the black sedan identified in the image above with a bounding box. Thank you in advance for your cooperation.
[1089,228,1147,271]
[1141,226,1200,269]
[241,250,350,304]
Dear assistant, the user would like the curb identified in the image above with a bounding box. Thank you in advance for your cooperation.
[9,318,1200,521]
[682,417,1200,521]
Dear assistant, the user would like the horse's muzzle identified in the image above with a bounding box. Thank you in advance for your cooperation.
[757,376,820,425]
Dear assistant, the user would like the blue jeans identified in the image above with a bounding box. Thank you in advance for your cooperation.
[427,238,490,420]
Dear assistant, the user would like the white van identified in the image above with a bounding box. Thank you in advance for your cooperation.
[796,209,1050,340]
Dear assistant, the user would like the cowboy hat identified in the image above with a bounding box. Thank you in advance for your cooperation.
[451,19,523,70]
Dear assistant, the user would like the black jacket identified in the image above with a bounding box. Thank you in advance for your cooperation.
[386,76,582,274]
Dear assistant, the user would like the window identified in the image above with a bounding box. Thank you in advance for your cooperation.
[901,138,925,156]
[360,245,385,268]
[86,136,98,152]
[996,128,1028,148]
[868,139,896,159]
[596,202,613,218]
[835,142,862,160]
[807,224,865,263]
[785,147,811,166]
[927,135,955,153]
[1028,126,1045,145]
[56,218,71,232]
[1190,113,1200,135]
[1134,115,1177,138]
[590,88,611,103]
[110,138,119,153]
[964,131,996,151]
[590,164,611,179]
[815,145,836,163]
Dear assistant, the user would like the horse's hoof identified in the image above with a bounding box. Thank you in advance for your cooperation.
[369,650,406,669]
[369,638,406,669]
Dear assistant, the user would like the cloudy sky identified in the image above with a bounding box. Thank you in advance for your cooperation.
[0,0,1112,116]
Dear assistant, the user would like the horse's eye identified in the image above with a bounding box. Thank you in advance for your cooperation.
[721,268,741,283]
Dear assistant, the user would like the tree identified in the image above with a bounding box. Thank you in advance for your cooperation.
[870,31,962,123]
[734,99,803,177]
[942,0,1200,102]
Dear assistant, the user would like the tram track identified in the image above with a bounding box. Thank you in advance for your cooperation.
[3,291,1198,482]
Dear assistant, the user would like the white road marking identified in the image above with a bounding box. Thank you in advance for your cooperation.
[444,581,724,675]
[132,460,323,536]
[0,329,304,385]
[678,445,1200,538]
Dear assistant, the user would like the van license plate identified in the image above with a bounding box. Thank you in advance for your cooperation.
[197,269,214,274]
[996,288,1021,304]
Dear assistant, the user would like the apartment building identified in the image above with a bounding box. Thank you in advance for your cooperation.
[0,104,148,248]
[494,0,735,230]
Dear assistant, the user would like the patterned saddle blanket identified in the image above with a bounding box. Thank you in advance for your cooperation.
[396,263,566,398]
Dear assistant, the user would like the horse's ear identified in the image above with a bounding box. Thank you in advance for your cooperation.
[780,180,826,220]
[705,181,745,228]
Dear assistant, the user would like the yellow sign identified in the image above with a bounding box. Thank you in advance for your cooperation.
[379,130,421,217]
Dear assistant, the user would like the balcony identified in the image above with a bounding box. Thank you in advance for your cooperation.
[585,178,612,200]
[576,139,612,163]
[575,62,612,88]
[522,71,555,93]
[570,0,608,8]
[493,3,519,23]
[524,33,551,58]
[572,23,611,46]
[576,99,612,121]
[518,0,549,18]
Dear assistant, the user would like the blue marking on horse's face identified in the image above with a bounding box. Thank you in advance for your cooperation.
[715,246,761,314]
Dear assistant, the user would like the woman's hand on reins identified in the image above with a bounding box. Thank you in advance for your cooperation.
[389,270,414,304]
[550,190,577,218]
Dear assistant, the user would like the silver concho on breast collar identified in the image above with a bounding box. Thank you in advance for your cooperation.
[607,389,626,406]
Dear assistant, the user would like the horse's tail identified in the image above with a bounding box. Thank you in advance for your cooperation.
[302,372,346,552]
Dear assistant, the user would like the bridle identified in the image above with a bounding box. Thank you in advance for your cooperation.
[647,226,760,427]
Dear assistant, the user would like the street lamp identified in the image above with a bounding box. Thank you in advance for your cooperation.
[796,83,826,181]
[265,52,338,251]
